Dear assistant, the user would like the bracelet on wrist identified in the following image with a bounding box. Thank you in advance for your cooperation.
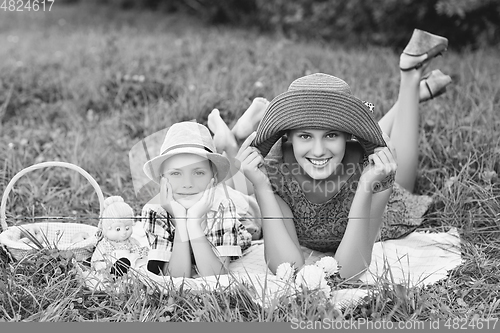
[372,173,395,193]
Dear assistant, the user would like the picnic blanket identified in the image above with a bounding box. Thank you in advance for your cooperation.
[227,227,462,307]
[78,225,463,308]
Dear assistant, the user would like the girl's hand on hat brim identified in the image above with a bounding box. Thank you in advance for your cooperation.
[236,131,258,159]
[234,131,269,186]
[362,147,397,187]
[240,149,268,187]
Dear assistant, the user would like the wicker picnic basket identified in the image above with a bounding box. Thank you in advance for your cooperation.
[0,161,105,261]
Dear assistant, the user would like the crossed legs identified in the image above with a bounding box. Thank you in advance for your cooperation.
[207,98,270,239]
[378,54,436,193]
[207,97,269,159]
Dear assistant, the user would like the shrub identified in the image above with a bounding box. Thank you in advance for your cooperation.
[147,0,500,50]
[254,0,500,49]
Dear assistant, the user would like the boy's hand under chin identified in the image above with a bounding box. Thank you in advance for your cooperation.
[160,177,187,218]
[186,178,216,220]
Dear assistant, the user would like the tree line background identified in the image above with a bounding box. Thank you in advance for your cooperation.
[77,0,500,51]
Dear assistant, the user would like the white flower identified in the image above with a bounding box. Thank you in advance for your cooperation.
[295,265,329,293]
[276,262,294,281]
[319,279,331,296]
[315,256,339,276]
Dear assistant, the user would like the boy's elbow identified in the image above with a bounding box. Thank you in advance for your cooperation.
[166,264,194,278]
[198,266,228,277]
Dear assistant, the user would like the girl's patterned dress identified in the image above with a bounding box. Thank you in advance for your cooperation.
[263,139,433,253]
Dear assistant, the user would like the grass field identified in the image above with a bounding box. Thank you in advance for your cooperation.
[0,2,499,322]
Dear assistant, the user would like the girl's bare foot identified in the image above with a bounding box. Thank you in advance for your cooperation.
[207,108,238,158]
[231,97,269,141]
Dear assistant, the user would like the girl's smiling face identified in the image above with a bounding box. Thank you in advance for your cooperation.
[160,153,214,209]
[289,129,348,180]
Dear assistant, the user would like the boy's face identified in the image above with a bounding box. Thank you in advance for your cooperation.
[104,220,134,242]
[160,153,214,209]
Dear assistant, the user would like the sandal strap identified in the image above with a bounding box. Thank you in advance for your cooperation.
[424,80,434,99]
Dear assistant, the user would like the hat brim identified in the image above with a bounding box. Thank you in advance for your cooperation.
[252,89,386,157]
[143,147,231,185]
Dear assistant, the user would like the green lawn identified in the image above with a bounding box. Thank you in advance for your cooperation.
[0,2,499,322]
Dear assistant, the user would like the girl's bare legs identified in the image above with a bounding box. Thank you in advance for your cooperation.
[207,108,239,159]
[231,97,269,142]
[377,103,397,137]
[207,108,241,192]
[207,99,268,193]
[207,98,269,160]
[207,101,268,240]
[378,54,429,193]
[379,71,451,137]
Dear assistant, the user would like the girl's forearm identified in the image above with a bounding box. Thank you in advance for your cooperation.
[335,180,376,279]
[254,184,304,273]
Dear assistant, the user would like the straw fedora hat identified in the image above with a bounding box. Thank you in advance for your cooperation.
[252,73,386,157]
[143,122,230,184]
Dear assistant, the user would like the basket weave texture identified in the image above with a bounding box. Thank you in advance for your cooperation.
[0,162,105,261]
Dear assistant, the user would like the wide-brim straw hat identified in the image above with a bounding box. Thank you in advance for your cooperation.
[143,122,230,185]
[252,73,386,157]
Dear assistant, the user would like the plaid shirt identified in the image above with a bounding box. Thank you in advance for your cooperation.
[142,188,252,262]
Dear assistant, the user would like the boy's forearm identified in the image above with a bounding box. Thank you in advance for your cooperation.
[187,222,228,276]
[166,242,192,278]
[165,219,192,277]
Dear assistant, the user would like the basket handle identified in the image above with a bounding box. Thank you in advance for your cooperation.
[0,161,105,232]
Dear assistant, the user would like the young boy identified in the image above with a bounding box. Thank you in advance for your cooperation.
[141,122,253,277]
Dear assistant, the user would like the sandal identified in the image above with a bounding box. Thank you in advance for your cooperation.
[400,29,448,71]
[420,69,452,102]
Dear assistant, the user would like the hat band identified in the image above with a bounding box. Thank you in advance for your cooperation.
[161,143,213,155]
